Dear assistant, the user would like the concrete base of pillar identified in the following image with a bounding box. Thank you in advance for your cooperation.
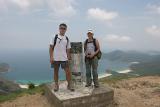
[44,81,114,107]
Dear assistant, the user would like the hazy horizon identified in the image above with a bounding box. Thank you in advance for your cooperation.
[1,48,160,54]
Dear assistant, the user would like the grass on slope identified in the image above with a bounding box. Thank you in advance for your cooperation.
[0,85,45,103]
[100,74,138,84]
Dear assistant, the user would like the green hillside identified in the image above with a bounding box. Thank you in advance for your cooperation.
[102,50,160,76]
[130,55,160,75]
[102,50,153,62]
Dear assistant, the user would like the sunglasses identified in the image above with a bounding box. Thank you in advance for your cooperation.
[60,27,66,30]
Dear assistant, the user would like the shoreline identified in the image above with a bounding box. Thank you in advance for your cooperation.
[17,69,132,88]
[18,73,113,88]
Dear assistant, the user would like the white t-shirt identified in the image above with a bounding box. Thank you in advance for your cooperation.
[50,34,71,61]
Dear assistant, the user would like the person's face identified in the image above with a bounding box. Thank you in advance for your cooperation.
[59,26,67,35]
[87,32,93,39]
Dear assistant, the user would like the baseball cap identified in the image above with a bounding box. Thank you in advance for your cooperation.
[87,29,93,34]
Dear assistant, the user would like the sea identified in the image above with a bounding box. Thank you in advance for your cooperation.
[0,50,129,84]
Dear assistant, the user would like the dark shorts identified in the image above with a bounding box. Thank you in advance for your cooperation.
[51,61,69,69]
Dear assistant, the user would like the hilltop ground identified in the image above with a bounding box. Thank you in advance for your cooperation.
[109,76,160,107]
[0,76,160,107]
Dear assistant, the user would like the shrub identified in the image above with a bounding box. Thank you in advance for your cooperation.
[28,83,35,89]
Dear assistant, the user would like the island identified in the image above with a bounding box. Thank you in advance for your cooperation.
[0,63,10,73]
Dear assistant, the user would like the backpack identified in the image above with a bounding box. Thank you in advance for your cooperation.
[84,38,102,60]
[53,34,69,49]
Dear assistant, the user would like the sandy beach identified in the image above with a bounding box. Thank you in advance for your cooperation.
[99,73,112,79]
[19,84,39,89]
[118,69,132,74]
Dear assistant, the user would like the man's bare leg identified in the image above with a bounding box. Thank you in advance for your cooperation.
[54,63,59,92]
[64,67,74,91]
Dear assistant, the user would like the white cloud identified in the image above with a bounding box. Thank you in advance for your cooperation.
[11,0,31,11]
[0,0,76,17]
[47,0,76,17]
[87,8,118,21]
[0,0,44,12]
[147,4,160,14]
[146,25,160,36]
[104,34,131,43]
[0,0,8,11]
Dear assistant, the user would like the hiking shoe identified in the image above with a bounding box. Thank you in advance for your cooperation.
[68,87,75,92]
[94,85,99,88]
[85,84,91,87]
[54,83,59,92]
[67,82,75,92]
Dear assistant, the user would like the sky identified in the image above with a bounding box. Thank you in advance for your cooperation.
[0,0,160,52]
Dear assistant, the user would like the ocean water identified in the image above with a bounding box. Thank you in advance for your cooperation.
[0,50,129,84]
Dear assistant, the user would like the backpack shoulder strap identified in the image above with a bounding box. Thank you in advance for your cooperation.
[66,36,69,43]
[66,36,69,48]
[53,34,58,47]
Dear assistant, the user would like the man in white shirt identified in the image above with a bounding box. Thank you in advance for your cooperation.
[49,23,74,92]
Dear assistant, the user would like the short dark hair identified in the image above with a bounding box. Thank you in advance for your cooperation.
[59,23,67,28]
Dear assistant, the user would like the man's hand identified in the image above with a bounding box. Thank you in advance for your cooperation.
[67,49,72,61]
[50,58,54,64]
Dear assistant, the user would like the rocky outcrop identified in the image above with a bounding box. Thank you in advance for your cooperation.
[0,78,21,95]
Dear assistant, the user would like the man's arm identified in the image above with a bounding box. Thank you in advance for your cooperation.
[66,40,71,60]
[67,48,71,60]
[49,45,54,63]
